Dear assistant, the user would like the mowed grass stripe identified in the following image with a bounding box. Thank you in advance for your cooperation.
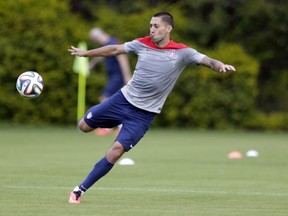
[3,185,288,197]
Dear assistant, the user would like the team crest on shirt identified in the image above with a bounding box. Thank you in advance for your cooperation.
[167,50,176,59]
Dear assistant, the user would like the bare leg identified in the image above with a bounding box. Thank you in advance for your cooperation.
[75,119,126,193]
[105,141,125,163]
[78,118,94,132]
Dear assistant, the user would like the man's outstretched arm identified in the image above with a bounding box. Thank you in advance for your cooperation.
[200,56,236,73]
[68,44,126,57]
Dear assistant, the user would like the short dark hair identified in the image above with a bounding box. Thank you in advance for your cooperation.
[153,12,174,28]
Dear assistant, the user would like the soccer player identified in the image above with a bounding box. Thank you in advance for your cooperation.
[68,12,236,204]
[89,28,131,136]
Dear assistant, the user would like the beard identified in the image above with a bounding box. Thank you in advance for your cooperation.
[150,34,165,43]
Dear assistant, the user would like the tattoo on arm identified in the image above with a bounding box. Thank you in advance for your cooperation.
[200,56,224,72]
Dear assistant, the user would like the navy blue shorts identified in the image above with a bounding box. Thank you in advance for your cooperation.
[84,90,157,151]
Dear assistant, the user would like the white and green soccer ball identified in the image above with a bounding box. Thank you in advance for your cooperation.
[16,71,44,98]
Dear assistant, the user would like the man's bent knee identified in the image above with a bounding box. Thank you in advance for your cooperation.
[78,119,94,132]
[106,141,125,164]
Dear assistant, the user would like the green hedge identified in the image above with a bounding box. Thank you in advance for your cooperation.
[0,0,89,125]
[154,43,260,129]
[0,2,287,130]
[244,112,288,131]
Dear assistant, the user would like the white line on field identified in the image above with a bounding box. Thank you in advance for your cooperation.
[2,185,288,197]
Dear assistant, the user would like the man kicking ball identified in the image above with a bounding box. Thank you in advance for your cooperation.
[68,11,236,204]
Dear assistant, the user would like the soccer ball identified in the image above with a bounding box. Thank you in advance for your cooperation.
[16,71,44,98]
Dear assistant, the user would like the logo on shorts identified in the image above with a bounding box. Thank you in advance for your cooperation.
[87,112,93,119]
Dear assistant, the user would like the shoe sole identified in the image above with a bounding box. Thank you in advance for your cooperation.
[68,193,81,204]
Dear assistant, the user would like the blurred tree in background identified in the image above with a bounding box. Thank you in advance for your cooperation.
[0,0,287,130]
[0,0,89,125]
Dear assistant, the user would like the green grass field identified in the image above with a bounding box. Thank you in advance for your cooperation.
[1,126,288,216]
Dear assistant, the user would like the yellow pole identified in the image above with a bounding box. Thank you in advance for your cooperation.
[77,71,86,121]
[72,41,89,122]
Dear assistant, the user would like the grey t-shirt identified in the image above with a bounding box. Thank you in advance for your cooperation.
[121,36,206,113]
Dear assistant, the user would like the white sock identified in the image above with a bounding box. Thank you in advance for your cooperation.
[73,186,85,194]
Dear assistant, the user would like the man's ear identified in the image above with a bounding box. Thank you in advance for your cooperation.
[167,25,173,33]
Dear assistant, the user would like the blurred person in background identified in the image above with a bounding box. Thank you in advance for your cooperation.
[89,28,131,136]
